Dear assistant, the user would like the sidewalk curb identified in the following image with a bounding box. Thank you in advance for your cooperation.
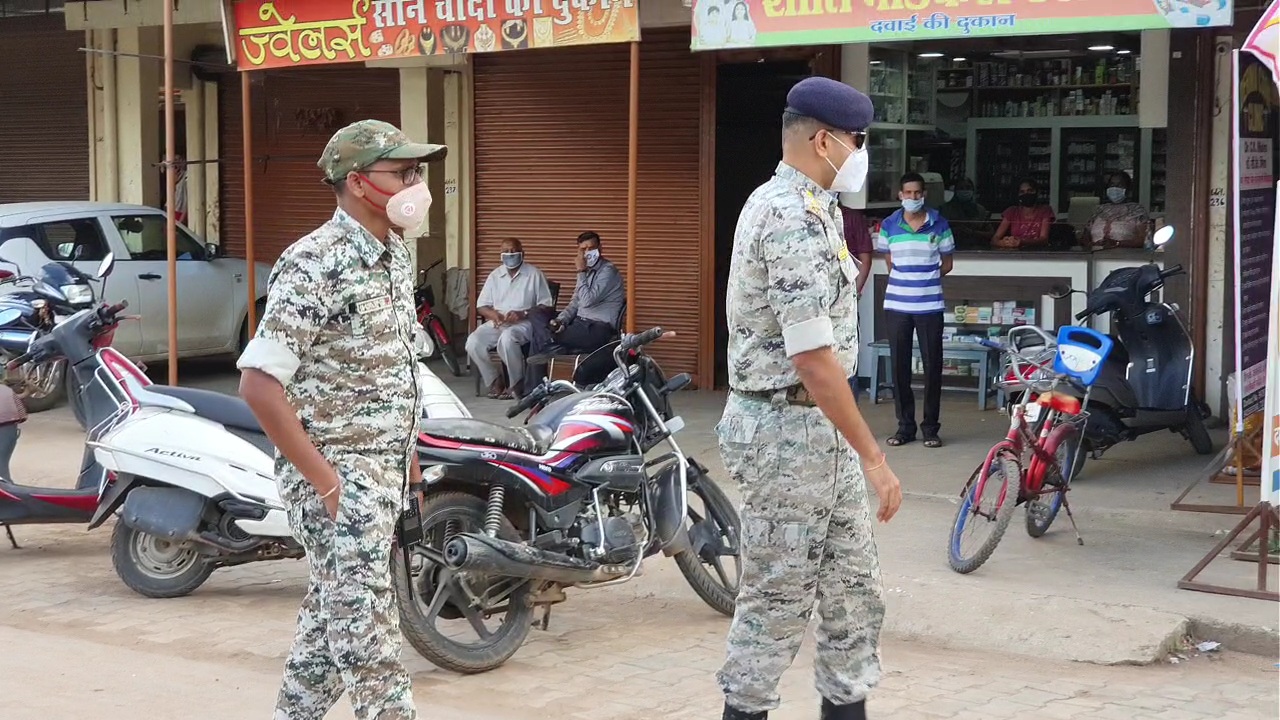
[1187,617,1280,658]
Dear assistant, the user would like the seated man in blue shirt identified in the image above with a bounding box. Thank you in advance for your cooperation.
[523,231,626,393]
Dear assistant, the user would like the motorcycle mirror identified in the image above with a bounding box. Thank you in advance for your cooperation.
[1152,225,1174,248]
[1049,285,1074,299]
[96,253,116,279]
[0,309,22,326]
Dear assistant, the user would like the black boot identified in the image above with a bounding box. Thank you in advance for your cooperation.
[722,702,767,720]
[820,697,867,720]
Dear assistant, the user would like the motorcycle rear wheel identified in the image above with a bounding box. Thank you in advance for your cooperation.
[13,358,67,414]
[111,522,214,599]
[673,468,741,617]
[394,491,533,674]
[429,319,462,377]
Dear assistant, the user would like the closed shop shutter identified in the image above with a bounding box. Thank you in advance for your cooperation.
[0,15,90,203]
[473,29,704,382]
[219,67,402,263]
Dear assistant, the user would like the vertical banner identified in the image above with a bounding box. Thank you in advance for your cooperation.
[1264,182,1280,506]
[1231,49,1278,430]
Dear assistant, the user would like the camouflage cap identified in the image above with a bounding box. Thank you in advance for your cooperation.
[318,119,447,183]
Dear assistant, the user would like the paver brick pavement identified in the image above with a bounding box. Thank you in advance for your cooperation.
[1,522,1275,720]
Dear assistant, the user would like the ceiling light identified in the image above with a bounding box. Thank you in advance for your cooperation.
[1088,44,1115,51]
[952,57,967,62]
[919,52,944,58]
[870,60,882,65]
[1116,49,1132,55]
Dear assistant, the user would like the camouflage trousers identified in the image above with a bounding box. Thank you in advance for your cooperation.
[715,393,885,714]
[274,453,415,720]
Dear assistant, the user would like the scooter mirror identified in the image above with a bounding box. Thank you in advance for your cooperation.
[1152,225,1174,248]
[96,252,116,279]
[1049,285,1073,299]
[0,309,22,326]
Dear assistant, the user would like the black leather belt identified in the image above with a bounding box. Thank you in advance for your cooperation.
[732,384,818,407]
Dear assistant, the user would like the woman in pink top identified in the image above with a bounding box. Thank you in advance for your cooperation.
[992,178,1054,249]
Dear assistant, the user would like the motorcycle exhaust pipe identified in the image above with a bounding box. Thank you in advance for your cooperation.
[443,533,626,585]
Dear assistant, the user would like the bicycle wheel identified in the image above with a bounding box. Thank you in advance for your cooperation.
[1026,426,1079,538]
[948,453,1020,574]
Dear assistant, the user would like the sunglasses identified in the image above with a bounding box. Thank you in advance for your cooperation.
[810,128,867,151]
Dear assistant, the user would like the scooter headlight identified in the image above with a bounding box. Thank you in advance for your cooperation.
[60,284,94,305]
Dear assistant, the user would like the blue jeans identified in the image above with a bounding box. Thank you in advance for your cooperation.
[849,376,863,404]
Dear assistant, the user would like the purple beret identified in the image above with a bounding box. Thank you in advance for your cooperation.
[784,77,874,133]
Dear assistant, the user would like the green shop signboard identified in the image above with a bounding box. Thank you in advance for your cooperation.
[690,0,1234,50]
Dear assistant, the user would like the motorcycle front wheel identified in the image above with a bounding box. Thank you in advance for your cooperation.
[12,358,67,414]
[393,491,533,674]
[673,464,741,617]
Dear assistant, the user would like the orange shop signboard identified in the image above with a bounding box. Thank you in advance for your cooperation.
[230,0,640,71]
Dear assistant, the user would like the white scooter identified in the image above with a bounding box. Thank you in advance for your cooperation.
[88,321,470,598]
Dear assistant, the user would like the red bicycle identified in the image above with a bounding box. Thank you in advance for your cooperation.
[947,325,1112,574]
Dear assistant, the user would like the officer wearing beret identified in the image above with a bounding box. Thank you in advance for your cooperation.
[239,119,445,720]
[716,77,903,720]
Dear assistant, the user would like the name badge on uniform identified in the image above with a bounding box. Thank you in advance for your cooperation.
[350,295,392,335]
[837,246,850,263]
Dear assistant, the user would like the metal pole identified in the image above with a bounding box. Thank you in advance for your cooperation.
[242,71,257,334]
[163,0,178,385]
[625,41,639,334]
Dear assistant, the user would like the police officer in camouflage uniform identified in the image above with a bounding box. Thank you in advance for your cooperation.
[716,78,904,720]
[238,119,446,720]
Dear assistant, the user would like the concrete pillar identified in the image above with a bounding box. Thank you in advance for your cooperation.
[203,80,220,243]
[839,43,870,211]
[1205,36,1235,418]
[92,28,120,203]
[1139,30,1170,130]
[442,63,473,272]
[115,26,161,207]
[400,66,430,270]
[184,80,207,239]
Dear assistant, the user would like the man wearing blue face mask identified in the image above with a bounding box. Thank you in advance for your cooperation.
[877,172,954,449]
[466,237,553,399]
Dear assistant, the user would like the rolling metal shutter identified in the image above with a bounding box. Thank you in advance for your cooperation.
[0,15,90,203]
[218,67,402,263]
[473,28,705,383]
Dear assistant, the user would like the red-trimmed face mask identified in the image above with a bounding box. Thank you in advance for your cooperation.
[359,174,432,230]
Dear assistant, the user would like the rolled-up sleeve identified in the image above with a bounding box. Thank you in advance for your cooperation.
[235,252,329,387]
[764,213,833,357]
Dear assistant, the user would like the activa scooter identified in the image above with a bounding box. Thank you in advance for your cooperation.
[0,254,122,548]
[86,320,469,598]
[1033,226,1213,463]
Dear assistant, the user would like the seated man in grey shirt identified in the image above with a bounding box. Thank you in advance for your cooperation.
[466,237,554,399]
[523,231,625,393]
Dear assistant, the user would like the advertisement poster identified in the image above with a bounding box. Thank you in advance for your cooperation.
[1263,186,1280,505]
[1232,49,1279,423]
[690,0,1233,50]
[231,0,639,71]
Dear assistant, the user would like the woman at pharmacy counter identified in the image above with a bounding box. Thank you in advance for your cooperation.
[991,178,1055,249]
[1082,171,1150,250]
[939,177,993,248]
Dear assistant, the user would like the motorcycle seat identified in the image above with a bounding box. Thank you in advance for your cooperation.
[147,386,264,435]
[420,418,553,456]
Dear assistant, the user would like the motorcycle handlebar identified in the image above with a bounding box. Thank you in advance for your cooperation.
[505,385,548,419]
[1159,264,1184,280]
[620,327,664,352]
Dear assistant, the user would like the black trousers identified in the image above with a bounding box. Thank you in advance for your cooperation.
[884,310,944,438]
[523,311,615,391]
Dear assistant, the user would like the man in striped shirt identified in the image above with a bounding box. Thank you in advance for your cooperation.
[876,172,954,448]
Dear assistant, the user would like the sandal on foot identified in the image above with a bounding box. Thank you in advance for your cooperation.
[923,436,944,448]
[886,433,915,447]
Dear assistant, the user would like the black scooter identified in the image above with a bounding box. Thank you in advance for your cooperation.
[0,259,97,413]
[1048,226,1213,461]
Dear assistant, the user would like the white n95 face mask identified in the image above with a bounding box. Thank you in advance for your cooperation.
[827,138,868,194]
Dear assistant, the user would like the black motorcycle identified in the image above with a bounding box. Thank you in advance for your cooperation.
[0,260,97,413]
[399,328,741,674]
[1029,226,1213,471]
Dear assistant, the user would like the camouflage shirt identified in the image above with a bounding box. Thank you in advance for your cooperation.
[725,162,859,392]
[237,208,420,476]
